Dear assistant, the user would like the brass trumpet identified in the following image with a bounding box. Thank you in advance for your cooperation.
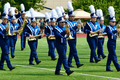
[65,22,74,39]
[19,16,28,36]
[7,21,11,36]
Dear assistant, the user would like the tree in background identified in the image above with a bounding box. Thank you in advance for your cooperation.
[0,0,46,13]
[71,0,120,24]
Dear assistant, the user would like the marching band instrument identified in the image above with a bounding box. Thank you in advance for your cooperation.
[28,35,42,41]
[15,8,18,15]
[19,16,28,36]
[7,21,11,36]
[116,22,120,37]
[48,35,56,40]
[98,33,107,38]
[89,27,104,37]
[65,22,74,39]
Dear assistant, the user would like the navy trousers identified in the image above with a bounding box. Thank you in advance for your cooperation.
[21,33,26,49]
[97,38,105,58]
[87,36,98,62]
[68,39,80,65]
[47,38,56,58]
[55,43,70,73]
[0,37,12,69]
[28,41,39,64]
[8,35,17,57]
[106,39,120,70]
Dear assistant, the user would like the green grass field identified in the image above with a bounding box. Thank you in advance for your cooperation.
[0,37,120,80]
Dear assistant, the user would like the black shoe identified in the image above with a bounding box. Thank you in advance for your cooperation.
[11,55,15,58]
[0,68,6,71]
[10,67,15,71]
[117,68,120,72]
[68,64,74,67]
[90,61,95,63]
[55,72,63,75]
[29,63,35,65]
[51,57,57,61]
[95,59,101,63]
[37,61,41,65]
[21,48,24,51]
[103,56,106,59]
[106,69,113,72]
[66,70,74,76]
[48,54,51,56]
[77,64,84,68]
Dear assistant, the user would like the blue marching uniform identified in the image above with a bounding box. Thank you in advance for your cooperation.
[84,21,100,62]
[0,23,13,69]
[24,24,41,64]
[17,16,30,50]
[105,25,120,71]
[8,22,19,57]
[97,24,106,59]
[67,20,81,66]
[45,25,56,58]
[54,25,70,73]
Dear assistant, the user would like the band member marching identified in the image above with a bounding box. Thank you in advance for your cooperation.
[54,7,74,76]
[8,7,19,58]
[17,4,30,51]
[45,11,56,60]
[96,9,106,60]
[67,1,84,68]
[105,6,120,72]
[84,5,101,63]
[0,3,15,71]
[24,8,42,65]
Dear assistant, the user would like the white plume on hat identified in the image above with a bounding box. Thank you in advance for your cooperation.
[11,7,15,16]
[45,12,50,19]
[6,2,11,9]
[48,11,52,18]
[67,1,74,12]
[30,8,35,18]
[60,6,65,13]
[20,4,25,11]
[52,9,58,19]
[108,6,115,18]
[99,9,103,17]
[4,3,8,14]
[56,7,62,18]
[96,9,100,17]
[89,5,95,13]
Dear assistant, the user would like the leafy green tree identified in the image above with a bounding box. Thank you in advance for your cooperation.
[71,0,120,24]
[0,0,46,13]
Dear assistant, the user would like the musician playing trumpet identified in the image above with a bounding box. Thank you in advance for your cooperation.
[8,7,19,58]
[84,5,101,63]
[24,8,42,65]
[67,1,84,68]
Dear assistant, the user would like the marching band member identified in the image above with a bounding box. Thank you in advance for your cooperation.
[84,5,101,63]
[17,4,30,51]
[45,11,56,60]
[8,7,19,58]
[0,4,15,71]
[24,8,42,65]
[54,7,74,76]
[106,6,120,72]
[96,9,106,60]
[67,1,84,68]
